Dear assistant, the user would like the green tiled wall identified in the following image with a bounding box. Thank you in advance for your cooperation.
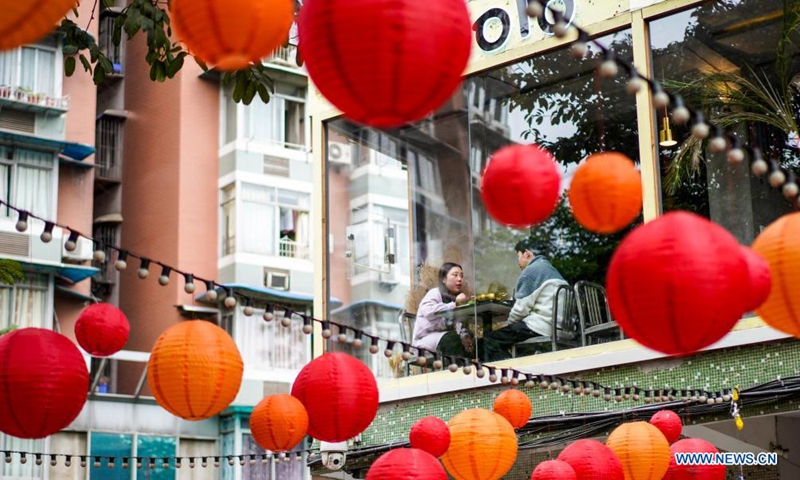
[359,339,800,448]
[317,339,800,477]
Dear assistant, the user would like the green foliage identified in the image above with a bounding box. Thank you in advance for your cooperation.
[528,194,639,285]
[59,0,276,105]
[0,259,23,286]
[0,324,17,337]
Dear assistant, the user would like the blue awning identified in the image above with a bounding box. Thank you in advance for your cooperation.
[19,261,99,283]
[197,283,342,308]
[0,129,95,161]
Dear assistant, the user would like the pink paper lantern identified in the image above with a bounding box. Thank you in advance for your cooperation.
[663,439,725,480]
[740,245,771,313]
[366,448,447,480]
[558,439,624,480]
[531,460,577,480]
[291,353,379,442]
[410,417,451,457]
[480,144,561,228]
[75,303,130,357]
[0,328,89,438]
[649,410,683,444]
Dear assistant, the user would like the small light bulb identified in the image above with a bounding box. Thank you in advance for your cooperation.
[599,60,618,79]
[93,250,106,263]
[224,296,237,308]
[352,337,363,348]
[653,91,670,109]
[433,359,443,370]
[692,122,710,139]
[672,106,690,125]
[632,394,640,401]
[769,170,786,188]
[448,364,459,373]
[526,1,543,17]
[322,326,332,338]
[65,240,77,252]
[384,348,393,358]
[184,282,196,294]
[302,324,313,334]
[138,268,149,279]
[727,148,745,165]
[489,373,498,383]
[553,21,570,38]
[571,42,588,59]
[709,136,727,153]
[416,356,427,366]
[338,333,348,343]
[401,351,411,361]
[41,231,52,242]
[549,381,559,390]
[476,368,486,379]
[115,259,127,271]
[262,310,273,321]
[783,182,799,199]
[280,316,291,327]
[158,275,170,286]
[626,76,644,95]
[561,384,571,393]
[15,219,28,233]
[751,159,769,176]
[243,305,254,316]
[369,344,379,354]
[539,380,549,389]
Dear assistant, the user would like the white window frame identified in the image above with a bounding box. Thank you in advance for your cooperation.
[0,274,54,332]
[0,43,63,97]
[0,147,59,219]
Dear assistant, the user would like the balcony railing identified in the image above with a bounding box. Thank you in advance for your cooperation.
[267,45,298,67]
[95,116,124,181]
[99,15,123,75]
[0,86,69,112]
[278,237,309,260]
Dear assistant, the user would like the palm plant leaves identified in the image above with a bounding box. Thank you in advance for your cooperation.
[0,259,23,286]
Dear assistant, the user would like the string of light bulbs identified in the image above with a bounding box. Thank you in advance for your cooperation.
[0,450,308,468]
[526,0,799,201]
[0,198,762,405]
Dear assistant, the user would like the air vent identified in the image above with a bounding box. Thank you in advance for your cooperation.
[0,231,30,257]
[0,109,36,134]
[263,156,290,177]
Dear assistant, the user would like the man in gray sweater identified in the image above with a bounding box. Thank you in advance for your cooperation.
[482,238,568,361]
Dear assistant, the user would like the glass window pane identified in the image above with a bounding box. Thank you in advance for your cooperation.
[36,49,55,96]
[650,0,799,245]
[89,433,132,480]
[19,48,36,91]
[136,436,176,480]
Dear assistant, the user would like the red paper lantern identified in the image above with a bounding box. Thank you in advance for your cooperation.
[531,460,577,480]
[569,152,642,234]
[740,246,771,313]
[298,0,471,128]
[558,439,624,480]
[607,211,750,355]
[649,410,682,444]
[0,0,78,51]
[148,321,243,420]
[0,328,88,439]
[75,303,130,357]
[291,352,379,442]
[366,448,448,480]
[250,394,308,452]
[171,0,294,71]
[752,212,800,336]
[493,389,532,429]
[663,439,725,480]
[481,144,562,228]
[409,417,450,457]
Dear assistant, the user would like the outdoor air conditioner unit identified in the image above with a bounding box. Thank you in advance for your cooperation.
[62,235,93,261]
[328,141,353,166]
[378,267,399,292]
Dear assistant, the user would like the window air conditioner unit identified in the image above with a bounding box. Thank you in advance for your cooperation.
[328,142,352,166]
[62,236,93,261]
[266,271,290,291]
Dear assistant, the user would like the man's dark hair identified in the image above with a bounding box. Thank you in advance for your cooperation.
[515,237,543,255]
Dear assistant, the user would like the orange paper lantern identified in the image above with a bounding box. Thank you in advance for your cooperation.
[569,152,642,234]
[170,0,294,71]
[250,394,308,452]
[606,422,670,480]
[148,321,243,420]
[752,212,800,336]
[441,409,518,480]
[493,390,532,429]
[0,0,78,51]
[649,410,682,444]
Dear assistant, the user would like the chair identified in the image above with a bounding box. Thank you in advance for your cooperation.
[511,284,581,357]
[574,281,623,346]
